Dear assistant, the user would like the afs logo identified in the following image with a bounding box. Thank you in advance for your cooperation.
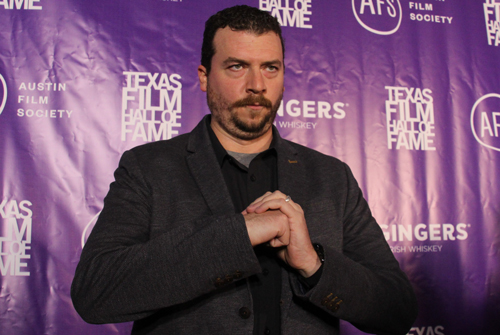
[352,0,402,35]
[471,93,500,152]
[0,73,6,116]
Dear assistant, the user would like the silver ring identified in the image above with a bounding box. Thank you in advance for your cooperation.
[285,195,291,202]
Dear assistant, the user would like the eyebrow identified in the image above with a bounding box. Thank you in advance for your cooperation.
[222,57,282,68]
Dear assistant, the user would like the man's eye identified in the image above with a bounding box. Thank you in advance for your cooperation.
[229,64,243,70]
[266,66,278,72]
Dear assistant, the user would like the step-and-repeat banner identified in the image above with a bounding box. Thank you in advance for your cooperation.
[1,0,499,334]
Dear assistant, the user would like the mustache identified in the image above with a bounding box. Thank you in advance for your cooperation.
[231,95,273,109]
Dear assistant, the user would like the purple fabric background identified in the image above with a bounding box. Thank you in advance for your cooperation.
[1,0,499,334]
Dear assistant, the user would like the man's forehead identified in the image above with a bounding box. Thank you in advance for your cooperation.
[212,27,282,56]
[213,26,278,37]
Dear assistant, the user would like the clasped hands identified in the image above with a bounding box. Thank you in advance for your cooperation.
[243,191,322,278]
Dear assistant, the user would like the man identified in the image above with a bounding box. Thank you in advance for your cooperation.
[72,5,417,335]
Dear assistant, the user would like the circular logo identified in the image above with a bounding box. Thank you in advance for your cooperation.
[352,0,402,35]
[470,93,500,152]
[81,211,101,248]
[0,74,7,116]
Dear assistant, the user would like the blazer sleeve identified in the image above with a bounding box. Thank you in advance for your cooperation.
[289,163,418,335]
[71,149,261,324]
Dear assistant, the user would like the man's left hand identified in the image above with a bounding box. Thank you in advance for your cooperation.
[244,191,322,278]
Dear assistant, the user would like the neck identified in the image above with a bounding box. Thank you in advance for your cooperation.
[210,122,273,154]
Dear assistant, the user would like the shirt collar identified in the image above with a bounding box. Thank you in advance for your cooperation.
[205,115,277,167]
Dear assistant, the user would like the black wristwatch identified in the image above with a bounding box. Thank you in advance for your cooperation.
[313,243,325,264]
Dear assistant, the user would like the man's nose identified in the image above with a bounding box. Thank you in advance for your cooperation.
[246,68,266,94]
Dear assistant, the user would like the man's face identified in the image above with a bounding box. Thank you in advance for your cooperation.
[198,27,284,141]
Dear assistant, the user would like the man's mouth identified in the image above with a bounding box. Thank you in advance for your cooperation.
[232,96,272,109]
[247,103,263,109]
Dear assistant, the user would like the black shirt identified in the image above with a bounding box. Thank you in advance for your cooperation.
[206,118,322,335]
[207,120,281,335]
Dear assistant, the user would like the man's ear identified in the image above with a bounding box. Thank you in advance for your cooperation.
[198,65,208,92]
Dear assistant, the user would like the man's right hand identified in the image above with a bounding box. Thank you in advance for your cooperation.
[243,210,290,247]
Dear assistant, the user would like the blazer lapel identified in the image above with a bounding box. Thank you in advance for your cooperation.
[185,116,235,216]
[275,133,307,205]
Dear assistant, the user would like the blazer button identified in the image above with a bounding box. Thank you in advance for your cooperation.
[238,307,251,319]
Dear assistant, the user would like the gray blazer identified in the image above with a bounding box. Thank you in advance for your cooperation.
[71,116,417,334]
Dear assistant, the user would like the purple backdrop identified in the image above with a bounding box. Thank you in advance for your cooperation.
[1,0,499,334]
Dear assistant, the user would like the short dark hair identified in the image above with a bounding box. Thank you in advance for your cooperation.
[201,5,284,74]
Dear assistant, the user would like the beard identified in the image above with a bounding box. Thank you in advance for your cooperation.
[207,83,282,141]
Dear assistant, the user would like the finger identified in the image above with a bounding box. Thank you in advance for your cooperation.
[269,228,290,247]
[252,198,301,217]
[269,237,288,248]
[245,191,274,213]
[250,191,272,205]
[250,191,284,206]
[276,247,287,264]
[246,191,287,212]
